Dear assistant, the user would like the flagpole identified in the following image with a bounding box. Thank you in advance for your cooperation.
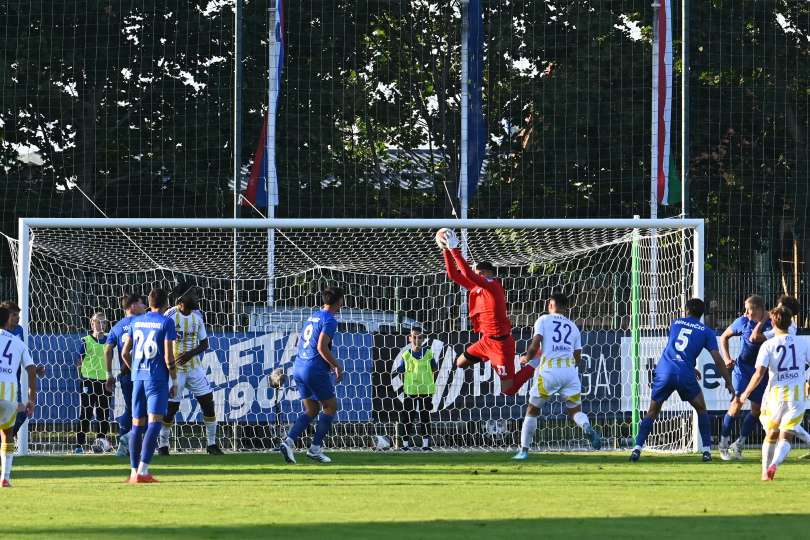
[458,0,469,332]
[681,0,689,218]
[232,0,243,332]
[267,0,278,308]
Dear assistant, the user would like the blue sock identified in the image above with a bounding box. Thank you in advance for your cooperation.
[287,412,315,442]
[312,413,335,447]
[635,416,654,448]
[118,414,132,437]
[721,414,734,438]
[739,412,757,441]
[140,422,162,465]
[697,412,712,449]
[128,424,145,469]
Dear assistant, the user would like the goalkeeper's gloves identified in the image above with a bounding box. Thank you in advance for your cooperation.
[445,229,459,249]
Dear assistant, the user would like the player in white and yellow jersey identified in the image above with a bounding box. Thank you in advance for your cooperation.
[0,306,37,487]
[740,305,810,481]
[513,292,601,460]
[157,285,223,455]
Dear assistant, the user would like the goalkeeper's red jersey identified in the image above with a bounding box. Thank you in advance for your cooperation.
[443,248,512,336]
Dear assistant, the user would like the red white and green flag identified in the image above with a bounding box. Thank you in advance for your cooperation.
[652,0,680,206]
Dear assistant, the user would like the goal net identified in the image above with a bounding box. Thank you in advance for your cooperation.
[9,218,702,454]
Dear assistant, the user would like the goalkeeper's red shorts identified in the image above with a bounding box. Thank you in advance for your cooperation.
[465,335,516,380]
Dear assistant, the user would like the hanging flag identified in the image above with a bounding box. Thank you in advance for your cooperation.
[651,0,678,206]
[460,0,486,203]
[243,0,284,208]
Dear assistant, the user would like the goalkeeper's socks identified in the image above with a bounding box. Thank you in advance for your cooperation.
[312,413,335,447]
[502,366,535,396]
[520,416,538,450]
[204,416,218,446]
[793,425,810,444]
[771,440,791,467]
[128,424,145,470]
[739,412,757,441]
[697,412,712,450]
[635,417,654,448]
[140,422,162,465]
[721,414,734,439]
[287,412,316,442]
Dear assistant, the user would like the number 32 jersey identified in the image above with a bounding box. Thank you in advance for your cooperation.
[658,317,718,371]
[533,314,582,369]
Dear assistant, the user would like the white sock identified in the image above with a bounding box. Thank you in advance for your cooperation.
[520,416,538,450]
[572,412,590,431]
[205,419,217,446]
[284,437,294,447]
[735,435,747,446]
[633,444,642,452]
[130,467,138,477]
[762,440,776,476]
[793,425,810,444]
[159,425,171,447]
[527,358,540,369]
[309,444,321,454]
[720,435,730,447]
[1,447,12,481]
[771,440,791,467]
[422,437,429,448]
[137,461,149,476]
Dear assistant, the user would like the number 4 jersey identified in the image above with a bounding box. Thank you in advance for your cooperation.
[0,329,33,403]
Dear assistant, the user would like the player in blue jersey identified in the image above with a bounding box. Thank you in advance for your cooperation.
[718,295,771,460]
[279,287,344,464]
[630,298,734,462]
[121,288,177,483]
[103,293,147,456]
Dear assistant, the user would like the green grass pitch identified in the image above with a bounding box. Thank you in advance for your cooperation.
[5,451,809,539]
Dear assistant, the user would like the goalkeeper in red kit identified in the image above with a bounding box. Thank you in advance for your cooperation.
[438,229,537,396]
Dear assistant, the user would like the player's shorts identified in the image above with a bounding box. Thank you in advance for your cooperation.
[529,367,582,408]
[132,379,169,418]
[0,399,18,430]
[650,364,702,404]
[464,335,516,381]
[732,363,768,404]
[293,362,335,402]
[169,366,213,403]
[760,400,805,432]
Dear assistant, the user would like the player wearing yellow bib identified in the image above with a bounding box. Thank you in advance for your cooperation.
[158,285,222,455]
[513,292,601,460]
[0,306,37,487]
[740,305,810,481]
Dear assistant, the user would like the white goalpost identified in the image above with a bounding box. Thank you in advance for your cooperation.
[10,217,703,455]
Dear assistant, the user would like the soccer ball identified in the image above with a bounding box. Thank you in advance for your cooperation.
[91,437,112,454]
[435,228,458,249]
[269,367,287,389]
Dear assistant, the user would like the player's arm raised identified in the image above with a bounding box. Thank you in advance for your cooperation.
[447,248,497,291]
[317,332,343,383]
[443,250,477,289]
